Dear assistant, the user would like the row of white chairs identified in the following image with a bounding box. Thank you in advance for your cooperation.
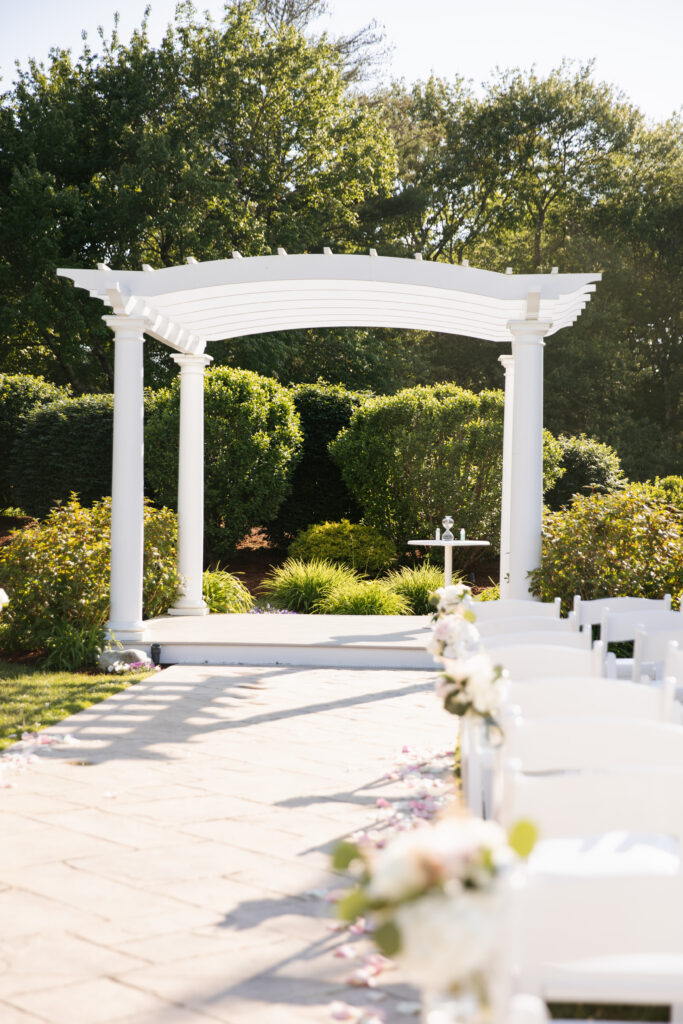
[460,599,683,1018]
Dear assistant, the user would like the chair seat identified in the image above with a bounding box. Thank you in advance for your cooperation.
[535,954,683,1002]
[528,832,679,877]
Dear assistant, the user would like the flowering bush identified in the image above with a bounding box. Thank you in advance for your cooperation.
[107,658,157,675]
[334,813,535,992]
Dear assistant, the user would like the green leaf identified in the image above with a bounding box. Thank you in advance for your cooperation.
[374,920,402,956]
[508,819,539,859]
[332,840,362,871]
[336,887,370,922]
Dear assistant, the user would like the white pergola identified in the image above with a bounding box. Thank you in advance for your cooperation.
[58,253,600,642]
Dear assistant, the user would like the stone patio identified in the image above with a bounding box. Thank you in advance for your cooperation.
[0,663,452,1023]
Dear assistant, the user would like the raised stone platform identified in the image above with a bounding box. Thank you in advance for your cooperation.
[138,613,435,670]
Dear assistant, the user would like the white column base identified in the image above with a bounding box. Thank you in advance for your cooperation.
[168,599,209,617]
[106,620,149,644]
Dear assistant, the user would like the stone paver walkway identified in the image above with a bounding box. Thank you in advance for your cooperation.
[0,664,452,1023]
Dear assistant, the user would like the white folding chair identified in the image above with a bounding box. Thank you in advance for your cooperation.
[573,593,672,633]
[472,598,561,621]
[482,641,605,680]
[634,625,683,682]
[502,764,683,1013]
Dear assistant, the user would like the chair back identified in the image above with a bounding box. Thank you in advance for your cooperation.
[507,675,675,720]
[572,594,672,630]
[472,598,561,621]
[501,761,683,843]
[633,626,683,682]
[483,631,591,651]
[505,712,683,772]
[601,608,683,644]
[486,641,604,680]
[477,617,574,637]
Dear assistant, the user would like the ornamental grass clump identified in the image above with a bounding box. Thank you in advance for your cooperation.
[529,484,683,613]
[382,563,447,615]
[314,580,410,616]
[0,495,179,669]
[259,558,360,613]
[289,519,396,575]
[202,569,254,613]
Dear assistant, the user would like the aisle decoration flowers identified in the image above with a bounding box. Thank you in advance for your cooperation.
[333,812,536,998]
[427,583,508,729]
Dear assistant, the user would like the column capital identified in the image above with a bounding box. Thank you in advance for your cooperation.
[171,352,213,371]
[498,353,515,371]
[507,319,553,344]
[103,314,148,340]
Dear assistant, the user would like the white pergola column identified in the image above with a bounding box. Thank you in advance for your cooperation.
[498,353,514,598]
[168,352,212,616]
[506,321,552,600]
[103,315,147,643]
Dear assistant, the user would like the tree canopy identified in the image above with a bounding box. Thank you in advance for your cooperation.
[0,5,681,479]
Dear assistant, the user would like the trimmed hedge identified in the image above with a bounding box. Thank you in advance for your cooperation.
[329,383,563,553]
[267,381,366,543]
[544,433,625,510]
[0,374,71,507]
[146,367,302,562]
[12,394,114,518]
[529,484,683,613]
[0,496,179,668]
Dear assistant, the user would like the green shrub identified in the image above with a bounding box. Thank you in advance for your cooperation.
[0,496,179,668]
[475,583,500,602]
[202,569,254,613]
[146,367,302,562]
[329,383,563,554]
[289,519,396,575]
[544,434,625,510]
[268,381,366,543]
[314,580,411,615]
[259,558,360,613]
[650,475,683,510]
[382,563,446,615]
[529,484,683,613]
[0,374,71,506]
[12,394,114,518]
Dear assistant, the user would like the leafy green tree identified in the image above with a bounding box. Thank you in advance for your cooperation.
[0,1,395,390]
[544,434,625,510]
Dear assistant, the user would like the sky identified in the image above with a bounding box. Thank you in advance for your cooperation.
[0,0,681,122]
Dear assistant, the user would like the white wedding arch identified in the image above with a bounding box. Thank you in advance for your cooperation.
[59,252,600,642]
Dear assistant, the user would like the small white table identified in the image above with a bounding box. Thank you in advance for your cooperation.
[408,539,490,586]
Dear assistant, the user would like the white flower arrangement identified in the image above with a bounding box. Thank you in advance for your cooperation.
[426,584,508,726]
[430,582,474,619]
[334,813,536,993]
[438,653,509,722]
[427,611,480,662]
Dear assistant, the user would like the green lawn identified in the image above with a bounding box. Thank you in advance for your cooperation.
[0,660,153,750]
